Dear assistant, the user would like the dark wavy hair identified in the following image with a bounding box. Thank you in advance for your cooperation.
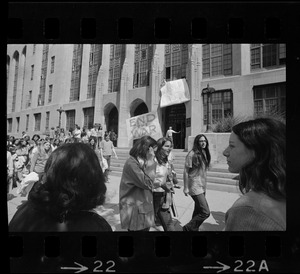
[129,135,157,162]
[28,143,107,222]
[232,117,286,200]
[155,137,172,165]
[191,134,211,170]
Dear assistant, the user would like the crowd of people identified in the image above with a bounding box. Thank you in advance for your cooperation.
[8,117,286,232]
[7,124,118,194]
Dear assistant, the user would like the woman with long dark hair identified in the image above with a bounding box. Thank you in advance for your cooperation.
[223,117,286,231]
[9,143,112,232]
[153,137,176,231]
[182,134,211,231]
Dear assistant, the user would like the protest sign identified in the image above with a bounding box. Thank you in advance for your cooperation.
[160,78,190,108]
[126,111,162,141]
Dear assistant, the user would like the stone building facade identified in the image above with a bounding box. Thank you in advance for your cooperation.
[7,44,286,149]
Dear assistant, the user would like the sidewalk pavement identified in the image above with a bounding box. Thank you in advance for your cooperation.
[7,175,241,231]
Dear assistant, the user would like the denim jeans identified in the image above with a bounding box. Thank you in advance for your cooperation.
[184,192,210,231]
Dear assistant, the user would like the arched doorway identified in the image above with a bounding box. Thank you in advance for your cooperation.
[130,99,149,117]
[164,103,186,149]
[104,104,119,135]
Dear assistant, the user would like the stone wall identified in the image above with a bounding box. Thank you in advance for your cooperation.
[188,133,230,164]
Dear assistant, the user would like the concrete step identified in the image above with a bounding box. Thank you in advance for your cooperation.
[110,149,239,193]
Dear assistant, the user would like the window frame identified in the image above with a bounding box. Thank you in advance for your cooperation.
[202,44,233,79]
[250,44,286,70]
[202,89,233,125]
[164,44,188,81]
[253,83,286,117]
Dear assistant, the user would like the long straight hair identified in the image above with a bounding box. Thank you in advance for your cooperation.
[191,134,211,170]
[155,137,171,165]
[232,117,286,200]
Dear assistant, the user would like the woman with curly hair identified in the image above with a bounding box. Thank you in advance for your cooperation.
[223,117,286,231]
[182,134,211,231]
[9,143,112,232]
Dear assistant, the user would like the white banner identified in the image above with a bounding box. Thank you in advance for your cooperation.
[126,111,162,141]
[160,78,190,108]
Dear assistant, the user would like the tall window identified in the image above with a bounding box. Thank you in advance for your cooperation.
[31,65,34,80]
[253,83,286,117]
[48,85,53,103]
[16,117,20,132]
[38,44,49,106]
[12,52,19,112]
[83,107,94,129]
[202,44,232,78]
[7,118,13,133]
[87,44,102,99]
[26,115,29,131]
[165,44,188,81]
[70,45,83,101]
[133,44,153,88]
[26,90,32,108]
[66,110,76,131]
[21,46,27,111]
[51,56,55,73]
[45,111,50,131]
[34,113,41,131]
[203,90,233,125]
[7,56,10,87]
[108,44,126,93]
[33,44,36,55]
[250,44,286,70]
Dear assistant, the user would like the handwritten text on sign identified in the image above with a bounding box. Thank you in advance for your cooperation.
[126,112,162,141]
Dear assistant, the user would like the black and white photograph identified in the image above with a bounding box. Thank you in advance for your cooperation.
[7,43,286,233]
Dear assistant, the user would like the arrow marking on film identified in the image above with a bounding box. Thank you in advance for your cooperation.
[61,262,88,273]
[203,261,230,273]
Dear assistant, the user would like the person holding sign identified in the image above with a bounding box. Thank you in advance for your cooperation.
[165,126,180,147]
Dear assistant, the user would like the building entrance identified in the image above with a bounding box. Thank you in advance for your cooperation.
[164,103,186,149]
[106,106,118,135]
[133,102,148,116]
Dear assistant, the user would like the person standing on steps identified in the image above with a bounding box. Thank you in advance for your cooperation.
[100,134,118,181]
[165,126,180,148]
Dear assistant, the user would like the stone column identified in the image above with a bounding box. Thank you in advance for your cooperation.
[189,44,203,137]
[240,44,251,75]
[151,44,165,134]
[94,44,110,127]
[117,44,135,147]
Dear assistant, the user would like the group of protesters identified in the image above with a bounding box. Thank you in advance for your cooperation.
[7,124,118,194]
[8,116,286,232]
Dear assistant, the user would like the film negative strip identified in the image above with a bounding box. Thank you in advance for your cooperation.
[7,1,300,273]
